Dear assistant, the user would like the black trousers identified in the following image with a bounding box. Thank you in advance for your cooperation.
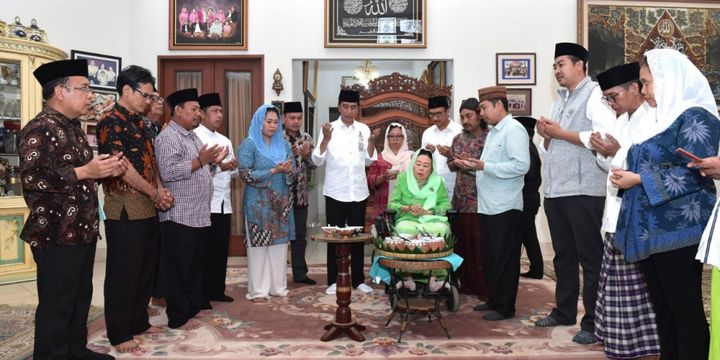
[161,221,208,328]
[479,210,522,317]
[521,195,543,274]
[204,212,231,300]
[104,211,160,345]
[32,241,96,359]
[291,206,310,281]
[544,195,604,331]
[325,196,367,287]
[639,245,709,360]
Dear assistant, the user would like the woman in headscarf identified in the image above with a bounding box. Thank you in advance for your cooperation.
[238,104,295,303]
[387,149,450,292]
[610,48,720,360]
[367,123,414,219]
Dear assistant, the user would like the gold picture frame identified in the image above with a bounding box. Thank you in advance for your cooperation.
[169,0,248,50]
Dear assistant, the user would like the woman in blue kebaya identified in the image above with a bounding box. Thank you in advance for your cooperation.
[238,104,295,303]
[611,48,720,360]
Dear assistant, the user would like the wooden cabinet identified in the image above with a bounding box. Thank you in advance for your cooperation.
[0,37,66,284]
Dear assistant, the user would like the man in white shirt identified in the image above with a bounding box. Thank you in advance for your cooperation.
[422,95,462,199]
[194,93,238,303]
[312,89,381,295]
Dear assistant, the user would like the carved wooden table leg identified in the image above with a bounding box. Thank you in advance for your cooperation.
[321,242,366,342]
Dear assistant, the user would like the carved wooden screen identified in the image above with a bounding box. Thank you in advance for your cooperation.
[341,72,452,229]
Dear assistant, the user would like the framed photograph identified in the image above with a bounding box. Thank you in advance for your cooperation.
[496,53,536,85]
[80,90,117,122]
[578,0,720,102]
[71,50,121,91]
[325,0,426,48]
[169,0,248,50]
[341,76,359,87]
[427,61,446,86]
[506,88,532,116]
[83,122,98,149]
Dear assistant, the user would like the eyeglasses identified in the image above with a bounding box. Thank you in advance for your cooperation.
[63,85,93,94]
[133,87,154,100]
[387,135,404,140]
[428,111,445,118]
[601,89,625,104]
[151,95,164,104]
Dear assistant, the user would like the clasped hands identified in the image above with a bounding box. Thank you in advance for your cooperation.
[198,144,229,166]
[402,204,431,216]
[272,159,293,175]
[154,187,174,211]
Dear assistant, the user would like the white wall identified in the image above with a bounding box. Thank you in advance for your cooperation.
[8,0,580,246]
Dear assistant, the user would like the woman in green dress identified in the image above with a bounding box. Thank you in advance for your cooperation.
[387,149,450,291]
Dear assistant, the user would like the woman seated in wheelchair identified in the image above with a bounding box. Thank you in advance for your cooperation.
[388,149,450,292]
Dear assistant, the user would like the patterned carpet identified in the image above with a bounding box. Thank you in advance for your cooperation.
[82,265,607,359]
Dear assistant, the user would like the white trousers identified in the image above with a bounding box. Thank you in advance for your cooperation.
[246,243,289,300]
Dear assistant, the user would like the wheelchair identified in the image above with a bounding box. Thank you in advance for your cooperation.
[374,208,461,313]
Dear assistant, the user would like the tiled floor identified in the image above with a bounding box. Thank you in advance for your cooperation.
[0,238,555,307]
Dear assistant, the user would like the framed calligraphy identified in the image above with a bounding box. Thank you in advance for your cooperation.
[578,0,720,102]
[325,0,427,48]
[169,0,248,50]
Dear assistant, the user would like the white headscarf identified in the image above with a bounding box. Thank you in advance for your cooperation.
[634,48,719,143]
[381,122,413,170]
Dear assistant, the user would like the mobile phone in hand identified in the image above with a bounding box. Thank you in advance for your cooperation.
[676,147,702,162]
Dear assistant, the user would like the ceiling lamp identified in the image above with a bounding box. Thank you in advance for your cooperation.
[353,60,379,86]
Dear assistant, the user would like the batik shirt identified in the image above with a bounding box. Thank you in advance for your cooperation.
[283,129,315,208]
[97,104,158,220]
[18,106,99,248]
[449,129,488,212]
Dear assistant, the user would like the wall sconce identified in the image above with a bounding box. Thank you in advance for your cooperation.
[353,60,379,86]
[272,68,284,96]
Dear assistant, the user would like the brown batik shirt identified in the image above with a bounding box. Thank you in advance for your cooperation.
[97,104,158,220]
[449,129,489,212]
[18,106,100,248]
[283,129,315,208]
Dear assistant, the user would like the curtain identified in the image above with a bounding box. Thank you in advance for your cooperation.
[225,71,252,237]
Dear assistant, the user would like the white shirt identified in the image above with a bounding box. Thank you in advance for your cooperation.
[312,118,376,202]
[601,102,654,234]
[194,124,237,214]
[421,119,462,198]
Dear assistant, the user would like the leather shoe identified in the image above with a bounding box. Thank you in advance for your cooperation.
[199,302,213,310]
[473,302,491,312]
[483,310,513,321]
[520,271,543,279]
[211,295,234,302]
[69,349,115,360]
[295,277,317,285]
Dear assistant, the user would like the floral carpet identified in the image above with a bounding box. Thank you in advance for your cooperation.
[84,265,607,359]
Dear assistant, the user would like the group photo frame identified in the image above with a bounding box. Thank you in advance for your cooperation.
[506,88,532,116]
[169,0,248,50]
[578,0,720,102]
[495,53,536,85]
[70,50,121,91]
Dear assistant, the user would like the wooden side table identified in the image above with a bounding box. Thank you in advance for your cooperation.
[311,233,373,342]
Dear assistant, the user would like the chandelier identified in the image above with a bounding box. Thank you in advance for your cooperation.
[353,60,379,86]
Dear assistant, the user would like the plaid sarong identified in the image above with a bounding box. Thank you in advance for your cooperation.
[595,233,660,359]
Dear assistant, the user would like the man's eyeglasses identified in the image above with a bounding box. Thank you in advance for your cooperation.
[134,88,154,100]
[428,111,445,118]
[63,85,93,94]
[387,135,404,140]
[151,95,164,104]
[601,89,625,104]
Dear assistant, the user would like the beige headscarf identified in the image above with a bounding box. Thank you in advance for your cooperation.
[381,122,413,170]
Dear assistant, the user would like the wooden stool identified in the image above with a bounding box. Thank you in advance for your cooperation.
[378,258,453,341]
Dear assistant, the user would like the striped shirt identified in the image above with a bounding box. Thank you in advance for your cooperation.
[155,120,213,228]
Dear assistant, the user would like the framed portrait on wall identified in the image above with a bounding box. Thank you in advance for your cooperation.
[79,90,117,122]
[427,61,446,86]
[578,0,720,102]
[325,0,426,48]
[71,50,121,91]
[506,88,532,116]
[495,53,536,85]
[169,0,248,50]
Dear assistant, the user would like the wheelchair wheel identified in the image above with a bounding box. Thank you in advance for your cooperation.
[446,285,460,312]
